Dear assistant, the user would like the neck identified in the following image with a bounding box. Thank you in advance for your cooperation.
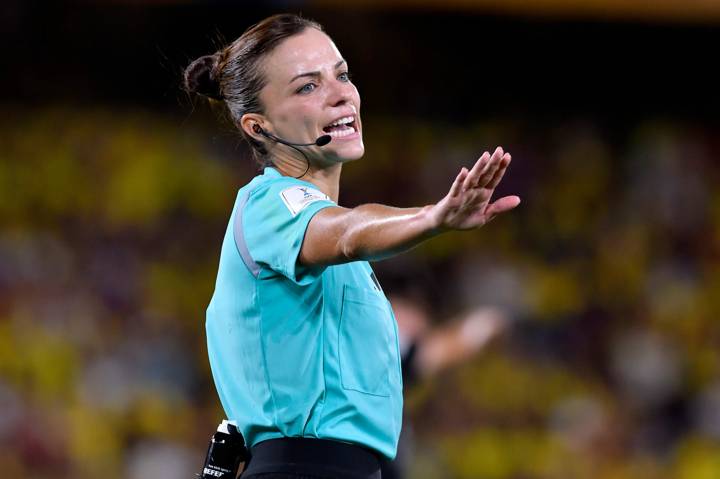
[302,163,342,203]
[271,150,342,203]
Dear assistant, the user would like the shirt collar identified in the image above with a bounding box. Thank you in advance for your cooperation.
[263,166,281,178]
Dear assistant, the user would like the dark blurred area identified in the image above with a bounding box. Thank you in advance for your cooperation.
[3,2,720,118]
[2,1,720,478]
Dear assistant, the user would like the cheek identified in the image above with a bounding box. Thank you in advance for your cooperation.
[351,85,361,109]
[262,90,313,128]
[291,99,318,122]
[274,104,314,130]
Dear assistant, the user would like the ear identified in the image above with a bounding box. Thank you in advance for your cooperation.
[240,113,268,142]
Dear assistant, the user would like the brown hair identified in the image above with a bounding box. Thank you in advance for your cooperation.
[184,14,323,165]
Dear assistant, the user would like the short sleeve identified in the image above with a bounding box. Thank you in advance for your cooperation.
[242,179,336,285]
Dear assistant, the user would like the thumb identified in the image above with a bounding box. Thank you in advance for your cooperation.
[485,195,521,218]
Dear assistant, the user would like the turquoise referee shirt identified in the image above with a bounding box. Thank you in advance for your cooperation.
[206,167,403,460]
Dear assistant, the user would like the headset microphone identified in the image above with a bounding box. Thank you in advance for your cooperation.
[253,124,332,147]
[252,124,332,179]
[314,135,332,147]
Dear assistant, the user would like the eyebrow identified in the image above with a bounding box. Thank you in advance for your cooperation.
[289,60,346,84]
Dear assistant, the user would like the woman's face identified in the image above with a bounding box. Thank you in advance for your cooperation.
[256,28,364,164]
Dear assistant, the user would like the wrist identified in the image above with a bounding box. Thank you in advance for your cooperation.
[420,204,447,236]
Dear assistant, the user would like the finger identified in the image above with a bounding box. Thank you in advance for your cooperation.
[485,195,521,218]
[462,152,490,190]
[463,152,489,190]
[449,167,469,198]
[476,147,504,188]
[487,153,511,190]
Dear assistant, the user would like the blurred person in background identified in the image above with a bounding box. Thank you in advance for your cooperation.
[380,295,509,479]
[184,13,519,479]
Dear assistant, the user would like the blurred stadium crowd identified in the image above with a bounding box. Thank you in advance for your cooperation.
[1,106,719,479]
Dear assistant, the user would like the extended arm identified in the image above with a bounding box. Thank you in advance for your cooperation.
[299,146,520,266]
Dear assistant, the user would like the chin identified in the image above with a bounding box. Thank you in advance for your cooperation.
[329,140,365,163]
[337,138,365,161]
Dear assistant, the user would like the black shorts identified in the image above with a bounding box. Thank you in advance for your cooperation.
[240,437,382,479]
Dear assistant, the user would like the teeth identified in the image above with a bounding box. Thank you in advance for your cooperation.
[327,125,356,138]
[327,116,354,127]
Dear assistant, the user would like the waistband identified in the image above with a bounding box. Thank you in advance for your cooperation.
[241,437,382,479]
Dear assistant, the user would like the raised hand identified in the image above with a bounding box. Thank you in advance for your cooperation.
[431,146,520,231]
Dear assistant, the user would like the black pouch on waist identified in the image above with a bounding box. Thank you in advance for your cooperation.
[198,420,250,478]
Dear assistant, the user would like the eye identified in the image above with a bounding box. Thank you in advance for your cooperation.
[338,71,352,82]
[297,83,316,94]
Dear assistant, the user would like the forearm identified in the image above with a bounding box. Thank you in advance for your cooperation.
[339,203,442,261]
[300,147,519,267]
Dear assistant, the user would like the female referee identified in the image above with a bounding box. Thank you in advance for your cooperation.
[185,13,519,479]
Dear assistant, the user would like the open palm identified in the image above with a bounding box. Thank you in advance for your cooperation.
[432,146,520,231]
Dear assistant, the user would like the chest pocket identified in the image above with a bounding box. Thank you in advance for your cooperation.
[338,284,396,397]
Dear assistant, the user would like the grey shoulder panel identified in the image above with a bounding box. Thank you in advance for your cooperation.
[233,189,261,278]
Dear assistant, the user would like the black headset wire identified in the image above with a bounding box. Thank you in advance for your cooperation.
[283,143,312,179]
[255,126,312,179]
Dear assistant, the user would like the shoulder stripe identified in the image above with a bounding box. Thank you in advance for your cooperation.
[233,189,261,278]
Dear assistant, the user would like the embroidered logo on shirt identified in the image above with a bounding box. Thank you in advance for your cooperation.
[279,185,331,217]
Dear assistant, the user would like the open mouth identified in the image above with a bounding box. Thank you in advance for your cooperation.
[322,115,358,139]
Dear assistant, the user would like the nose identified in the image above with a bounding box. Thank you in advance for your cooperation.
[325,77,353,107]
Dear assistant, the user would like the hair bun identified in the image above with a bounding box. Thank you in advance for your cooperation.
[184,54,224,100]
